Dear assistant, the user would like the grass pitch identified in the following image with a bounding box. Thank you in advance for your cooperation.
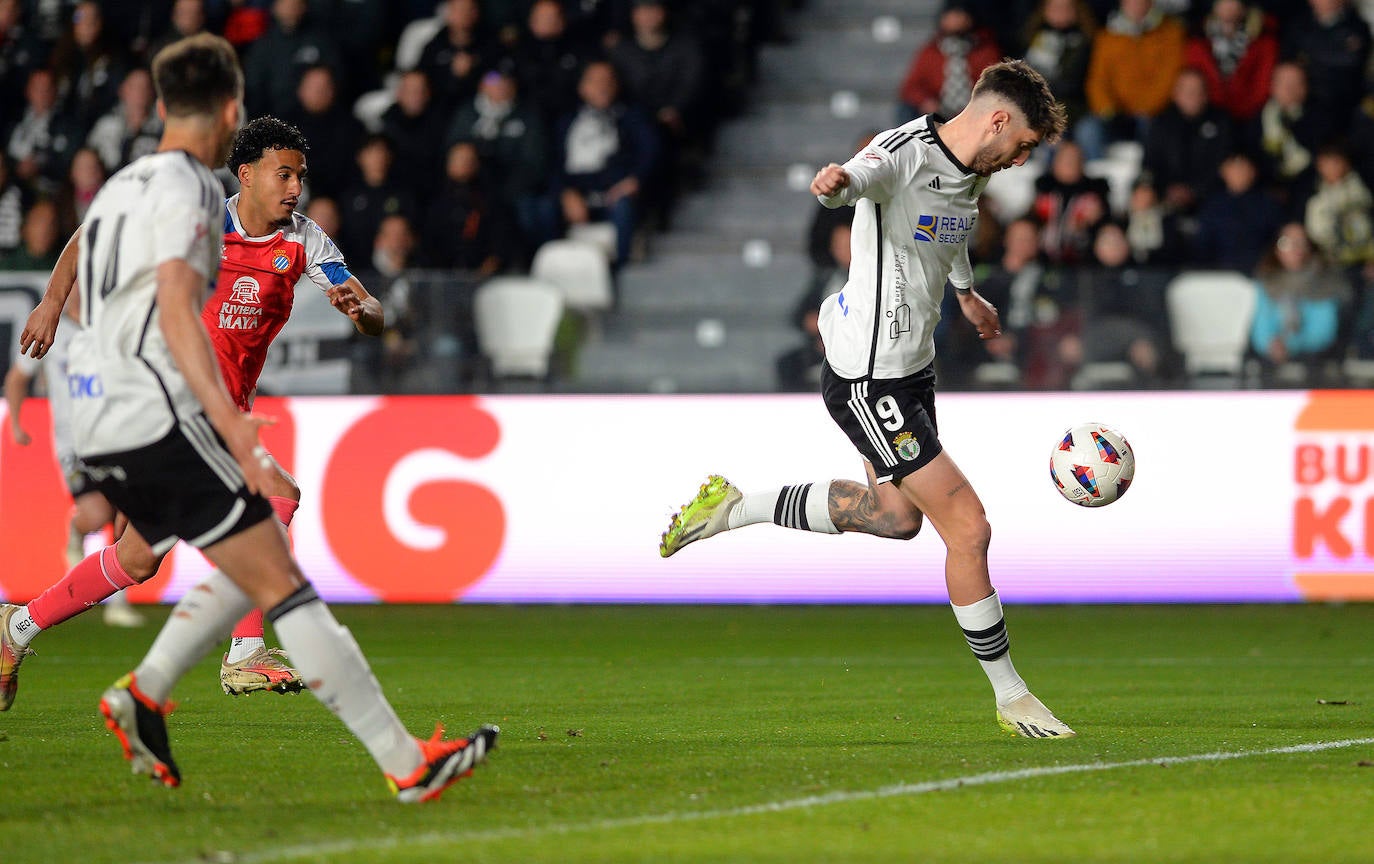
[3,603,1373,863]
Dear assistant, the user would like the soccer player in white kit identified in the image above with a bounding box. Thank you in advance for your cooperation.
[661,60,1076,738]
[15,33,496,799]
[4,288,143,628]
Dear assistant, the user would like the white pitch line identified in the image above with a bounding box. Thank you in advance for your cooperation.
[165,737,1374,864]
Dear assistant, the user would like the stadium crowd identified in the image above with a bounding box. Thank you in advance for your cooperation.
[0,0,1372,392]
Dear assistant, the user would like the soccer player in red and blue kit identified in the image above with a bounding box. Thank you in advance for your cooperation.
[2,116,383,706]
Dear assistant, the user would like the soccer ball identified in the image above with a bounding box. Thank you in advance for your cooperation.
[1050,422,1135,508]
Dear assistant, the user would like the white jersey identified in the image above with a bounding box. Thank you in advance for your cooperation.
[66,150,224,458]
[12,317,78,468]
[816,116,987,380]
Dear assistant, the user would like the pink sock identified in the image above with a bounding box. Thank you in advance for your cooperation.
[269,496,298,526]
[231,606,265,639]
[28,545,137,629]
[228,497,299,641]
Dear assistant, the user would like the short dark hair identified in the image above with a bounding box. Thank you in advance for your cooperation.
[227,115,309,173]
[972,58,1068,143]
[151,33,242,118]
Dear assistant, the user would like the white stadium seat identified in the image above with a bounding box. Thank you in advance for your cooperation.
[531,238,614,314]
[473,276,564,378]
[256,282,356,396]
[1165,270,1258,378]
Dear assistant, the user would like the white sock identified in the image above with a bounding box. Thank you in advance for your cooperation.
[7,606,40,649]
[951,590,1030,705]
[226,636,266,664]
[269,588,422,779]
[133,570,255,704]
[727,482,840,533]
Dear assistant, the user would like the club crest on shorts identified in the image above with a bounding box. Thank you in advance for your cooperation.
[893,431,921,461]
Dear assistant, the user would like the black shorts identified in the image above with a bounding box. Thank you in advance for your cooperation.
[81,415,274,556]
[62,459,97,499]
[821,361,943,483]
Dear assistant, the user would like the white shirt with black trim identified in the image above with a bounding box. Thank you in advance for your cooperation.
[816,115,986,381]
[67,150,224,458]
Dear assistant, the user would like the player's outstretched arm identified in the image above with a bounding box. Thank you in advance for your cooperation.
[19,226,81,359]
[326,276,384,336]
[156,258,276,494]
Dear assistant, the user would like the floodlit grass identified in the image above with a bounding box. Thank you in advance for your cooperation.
[3,604,1373,863]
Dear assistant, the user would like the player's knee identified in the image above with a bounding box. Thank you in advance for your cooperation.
[951,514,992,557]
[270,467,301,502]
[118,544,162,583]
[890,511,923,540]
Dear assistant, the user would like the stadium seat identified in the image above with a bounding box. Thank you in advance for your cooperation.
[982,159,1041,221]
[352,81,397,133]
[394,7,445,71]
[1071,361,1135,390]
[531,238,614,314]
[566,222,618,262]
[473,276,564,378]
[256,282,356,396]
[1166,271,1258,380]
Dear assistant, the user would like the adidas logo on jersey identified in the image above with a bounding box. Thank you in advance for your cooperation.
[928,177,941,190]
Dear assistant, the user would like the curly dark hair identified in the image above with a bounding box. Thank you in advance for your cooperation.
[226,116,309,174]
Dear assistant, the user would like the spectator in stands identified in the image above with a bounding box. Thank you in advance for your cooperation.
[1077,221,1176,384]
[242,0,343,117]
[417,0,495,115]
[423,141,519,275]
[215,0,273,48]
[1141,66,1233,215]
[308,0,392,98]
[608,0,707,225]
[1123,179,1188,266]
[1250,222,1347,373]
[304,195,342,243]
[937,216,1051,388]
[806,129,876,270]
[514,0,594,130]
[1022,0,1098,139]
[1031,140,1111,265]
[49,1,130,131]
[355,212,423,392]
[6,68,84,197]
[447,65,550,248]
[1348,93,1374,192]
[1250,60,1329,203]
[1282,0,1371,136]
[0,197,60,271]
[381,69,448,207]
[0,0,48,128]
[1193,149,1284,271]
[283,64,361,200]
[147,0,209,62]
[53,145,103,237]
[1303,142,1374,279]
[549,60,658,268]
[0,151,29,257]
[85,67,161,173]
[778,221,850,392]
[1082,0,1186,156]
[1184,0,1278,123]
[339,134,418,265]
[897,1,1002,123]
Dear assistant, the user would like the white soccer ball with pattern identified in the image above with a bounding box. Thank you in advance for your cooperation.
[1050,423,1135,508]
